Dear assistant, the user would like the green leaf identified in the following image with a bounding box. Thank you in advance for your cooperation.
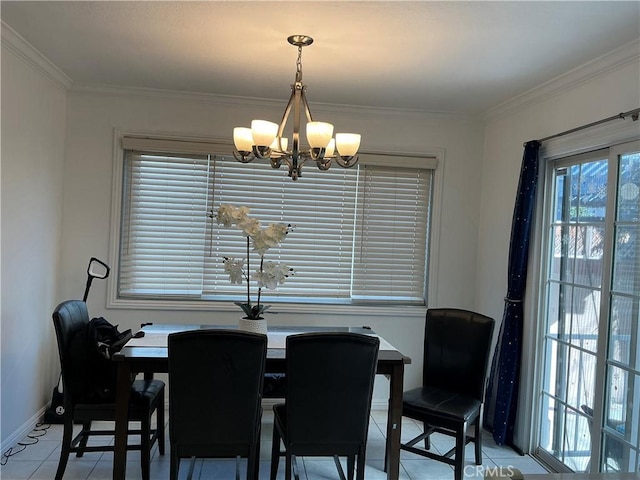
[234,301,270,320]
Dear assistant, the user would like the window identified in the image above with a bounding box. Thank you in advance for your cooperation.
[536,141,640,474]
[113,136,436,308]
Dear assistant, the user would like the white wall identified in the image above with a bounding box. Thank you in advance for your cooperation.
[1,37,68,445]
[477,41,640,450]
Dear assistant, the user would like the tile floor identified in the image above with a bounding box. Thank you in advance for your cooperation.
[1,406,550,479]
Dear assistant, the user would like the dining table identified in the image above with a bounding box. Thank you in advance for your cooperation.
[112,324,411,480]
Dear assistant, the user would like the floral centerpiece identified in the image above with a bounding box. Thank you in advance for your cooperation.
[216,204,293,324]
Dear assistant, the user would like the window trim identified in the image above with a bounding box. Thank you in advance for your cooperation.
[107,129,445,316]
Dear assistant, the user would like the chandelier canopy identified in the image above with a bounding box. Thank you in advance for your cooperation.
[232,35,361,181]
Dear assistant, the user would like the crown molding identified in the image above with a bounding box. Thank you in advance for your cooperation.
[1,21,73,91]
[484,39,640,122]
[70,82,476,124]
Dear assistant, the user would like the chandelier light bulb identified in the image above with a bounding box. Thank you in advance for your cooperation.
[325,138,336,157]
[306,122,334,149]
[233,127,254,152]
[335,133,361,157]
[251,120,278,147]
[270,137,288,152]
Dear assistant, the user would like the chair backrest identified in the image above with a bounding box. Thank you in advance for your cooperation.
[168,330,267,450]
[422,308,495,400]
[52,300,91,403]
[285,332,380,447]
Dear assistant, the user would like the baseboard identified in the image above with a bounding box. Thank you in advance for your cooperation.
[1,404,49,453]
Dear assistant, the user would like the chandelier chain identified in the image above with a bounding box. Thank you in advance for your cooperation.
[296,45,303,83]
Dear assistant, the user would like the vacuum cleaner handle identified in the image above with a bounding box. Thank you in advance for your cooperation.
[82,257,110,302]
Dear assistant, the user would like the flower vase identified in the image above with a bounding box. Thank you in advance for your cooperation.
[238,317,268,335]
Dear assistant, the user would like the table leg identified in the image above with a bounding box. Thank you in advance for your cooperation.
[113,361,131,480]
[385,363,404,480]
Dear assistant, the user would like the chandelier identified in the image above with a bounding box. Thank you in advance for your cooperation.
[232,35,361,181]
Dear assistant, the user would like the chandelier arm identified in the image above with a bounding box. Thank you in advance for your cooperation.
[309,147,326,161]
[252,145,272,160]
[315,157,332,171]
[297,156,314,169]
[270,158,283,169]
[233,150,255,163]
[277,156,300,180]
[301,88,314,123]
[291,83,304,177]
[301,90,328,162]
[276,87,296,153]
[334,154,360,168]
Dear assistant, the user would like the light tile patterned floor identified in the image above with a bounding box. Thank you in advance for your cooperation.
[1,407,549,480]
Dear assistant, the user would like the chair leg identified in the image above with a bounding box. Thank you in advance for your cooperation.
[356,449,367,480]
[186,456,197,480]
[454,426,466,480]
[248,440,260,480]
[333,455,348,480]
[169,445,179,480]
[423,421,431,450]
[474,416,482,464]
[157,395,165,455]
[141,414,151,480]
[76,421,91,457]
[270,423,281,480]
[55,417,74,480]
[285,451,292,480]
[254,422,262,480]
[347,455,355,480]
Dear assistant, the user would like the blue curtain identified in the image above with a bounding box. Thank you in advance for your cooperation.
[483,140,541,446]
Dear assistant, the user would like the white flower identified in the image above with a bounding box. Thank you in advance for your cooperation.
[217,204,250,227]
[223,257,245,284]
[237,216,261,236]
[252,223,289,255]
[255,261,292,289]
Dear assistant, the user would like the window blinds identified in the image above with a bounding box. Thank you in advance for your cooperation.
[120,152,211,296]
[204,158,361,299]
[353,166,430,302]
[118,138,435,304]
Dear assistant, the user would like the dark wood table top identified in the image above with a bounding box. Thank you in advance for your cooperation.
[114,324,411,366]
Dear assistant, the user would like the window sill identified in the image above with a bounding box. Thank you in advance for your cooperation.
[107,297,426,318]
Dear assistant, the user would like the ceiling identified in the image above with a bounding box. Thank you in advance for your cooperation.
[2,1,639,115]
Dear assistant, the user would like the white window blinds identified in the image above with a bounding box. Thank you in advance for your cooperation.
[204,159,360,300]
[353,166,430,302]
[117,137,435,305]
[120,152,210,297]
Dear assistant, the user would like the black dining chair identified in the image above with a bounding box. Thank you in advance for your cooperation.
[52,300,165,480]
[400,308,495,480]
[270,332,380,480]
[168,329,267,480]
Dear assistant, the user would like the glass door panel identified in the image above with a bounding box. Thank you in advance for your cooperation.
[601,149,640,472]
[539,156,607,472]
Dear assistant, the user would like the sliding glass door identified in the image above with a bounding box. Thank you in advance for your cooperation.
[536,140,640,473]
